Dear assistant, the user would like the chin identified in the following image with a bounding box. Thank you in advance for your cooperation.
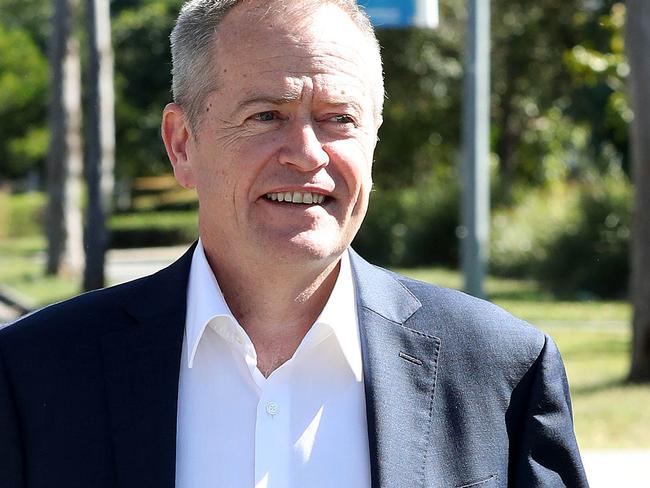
[277,231,348,264]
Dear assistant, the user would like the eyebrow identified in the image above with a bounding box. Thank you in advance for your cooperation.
[236,95,300,112]
[234,94,364,116]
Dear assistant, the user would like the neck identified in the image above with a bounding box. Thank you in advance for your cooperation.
[202,246,342,376]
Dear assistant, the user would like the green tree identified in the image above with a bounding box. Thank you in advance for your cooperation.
[112,0,179,178]
[0,23,48,178]
[490,0,629,194]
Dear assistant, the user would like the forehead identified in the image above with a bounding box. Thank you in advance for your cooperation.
[210,2,380,106]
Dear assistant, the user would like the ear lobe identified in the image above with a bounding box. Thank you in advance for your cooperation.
[161,103,196,189]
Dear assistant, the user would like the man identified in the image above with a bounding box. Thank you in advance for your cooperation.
[0,0,588,487]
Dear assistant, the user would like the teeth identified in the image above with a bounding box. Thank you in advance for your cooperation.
[265,192,326,205]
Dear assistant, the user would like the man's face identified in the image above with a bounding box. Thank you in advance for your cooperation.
[167,2,382,269]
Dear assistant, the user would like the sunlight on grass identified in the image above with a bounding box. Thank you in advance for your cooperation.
[543,326,650,449]
[0,236,79,306]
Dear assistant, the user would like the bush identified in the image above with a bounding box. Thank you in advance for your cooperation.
[538,176,631,298]
[490,184,581,277]
[0,191,46,238]
[490,175,631,298]
[109,210,198,248]
[353,178,460,267]
[0,188,8,238]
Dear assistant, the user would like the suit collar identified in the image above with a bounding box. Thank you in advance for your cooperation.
[348,248,421,324]
[349,249,441,488]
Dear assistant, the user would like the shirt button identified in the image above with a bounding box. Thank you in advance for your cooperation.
[266,402,279,416]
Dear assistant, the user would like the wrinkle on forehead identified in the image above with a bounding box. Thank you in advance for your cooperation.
[212,0,383,119]
[236,76,364,107]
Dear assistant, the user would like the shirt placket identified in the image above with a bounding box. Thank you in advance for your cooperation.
[254,367,291,488]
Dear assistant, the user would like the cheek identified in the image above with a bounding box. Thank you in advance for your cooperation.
[328,143,373,195]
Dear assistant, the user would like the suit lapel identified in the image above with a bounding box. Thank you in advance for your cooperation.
[101,244,195,488]
[350,250,441,488]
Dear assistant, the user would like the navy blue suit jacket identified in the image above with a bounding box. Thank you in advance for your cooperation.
[0,245,588,487]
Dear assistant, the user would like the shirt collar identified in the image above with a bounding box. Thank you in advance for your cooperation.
[184,241,362,380]
[304,249,363,381]
[184,239,238,368]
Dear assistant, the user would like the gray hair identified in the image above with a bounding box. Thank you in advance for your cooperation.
[170,0,384,133]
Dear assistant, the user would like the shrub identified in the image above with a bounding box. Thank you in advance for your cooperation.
[490,175,631,298]
[0,188,8,238]
[538,176,631,298]
[490,184,581,277]
[354,178,460,267]
[109,210,198,248]
[3,191,46,238]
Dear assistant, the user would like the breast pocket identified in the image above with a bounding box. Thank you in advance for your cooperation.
[456,473,498,488]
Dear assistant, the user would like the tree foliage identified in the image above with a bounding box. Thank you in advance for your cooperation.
[0,22,48,178]
[112,0,179,178]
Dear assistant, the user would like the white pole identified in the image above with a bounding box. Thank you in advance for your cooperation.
[460,0,490,298]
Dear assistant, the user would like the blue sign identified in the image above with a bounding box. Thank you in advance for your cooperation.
[361,0,438,29]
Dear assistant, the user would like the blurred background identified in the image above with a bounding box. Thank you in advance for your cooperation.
[0,0,648,483]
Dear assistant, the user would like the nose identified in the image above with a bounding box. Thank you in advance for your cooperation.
[278,121,330,171]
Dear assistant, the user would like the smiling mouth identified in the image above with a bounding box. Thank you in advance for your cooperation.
[265,191,327,205]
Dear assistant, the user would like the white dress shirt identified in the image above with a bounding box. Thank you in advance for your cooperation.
[175,241,371,488]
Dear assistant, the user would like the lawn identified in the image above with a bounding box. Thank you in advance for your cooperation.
[0,236,79,307]
[1,239,647,449]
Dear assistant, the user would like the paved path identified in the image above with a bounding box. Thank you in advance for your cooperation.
[2,247,649,486]
[582,449,650,487]
[105,245,188,285]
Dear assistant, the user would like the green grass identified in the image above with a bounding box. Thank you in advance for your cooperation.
[547,326,650,449]
[110,210,197,231]
[1,245,647,448]
[0,236,79,306]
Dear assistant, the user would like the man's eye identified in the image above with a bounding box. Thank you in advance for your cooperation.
[251,111,277,122]
[331,114,355,125]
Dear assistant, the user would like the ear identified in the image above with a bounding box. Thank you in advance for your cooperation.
[161,103,196,189]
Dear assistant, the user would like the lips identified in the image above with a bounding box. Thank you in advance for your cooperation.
[265,191,326,204]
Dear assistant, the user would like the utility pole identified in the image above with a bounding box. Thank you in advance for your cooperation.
[460,0,490,298]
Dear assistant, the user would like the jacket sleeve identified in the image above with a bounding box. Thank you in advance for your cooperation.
[0,345,25,487]
[510,334,590,487]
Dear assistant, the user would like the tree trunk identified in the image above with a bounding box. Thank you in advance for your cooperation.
[83,0,115,291]
[46,0,84,277]
[626,0,650,382]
